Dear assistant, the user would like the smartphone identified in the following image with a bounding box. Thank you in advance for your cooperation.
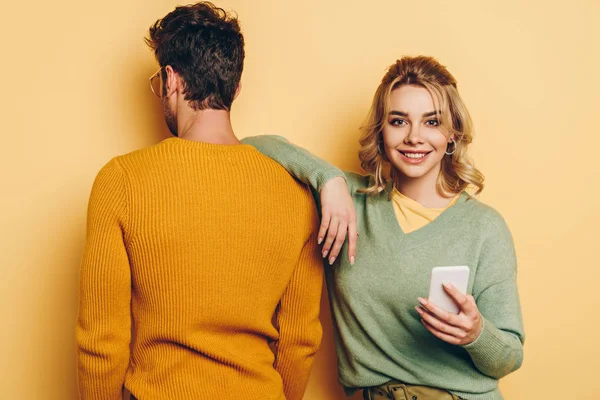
[428,266,470,314]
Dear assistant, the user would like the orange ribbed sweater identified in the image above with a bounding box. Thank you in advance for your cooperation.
[76,138,323,400]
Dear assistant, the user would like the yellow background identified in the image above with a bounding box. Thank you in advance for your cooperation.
[1,0,598,399]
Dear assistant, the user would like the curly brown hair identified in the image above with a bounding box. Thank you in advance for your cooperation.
[145,2,245,111]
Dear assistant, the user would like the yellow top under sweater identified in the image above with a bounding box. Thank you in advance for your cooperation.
[76,137,323,400]
[391,188,460,233]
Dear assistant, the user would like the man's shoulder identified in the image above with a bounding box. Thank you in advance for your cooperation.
[246,154,317,219]
[107,141,316,205]
[112,141,166,165]
[254,154,315,203]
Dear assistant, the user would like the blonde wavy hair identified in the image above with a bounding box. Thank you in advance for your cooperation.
[358,56,484,196]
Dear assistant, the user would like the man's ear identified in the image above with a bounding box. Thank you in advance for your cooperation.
[164,65,179,97]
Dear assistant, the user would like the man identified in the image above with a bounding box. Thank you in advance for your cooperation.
[76,3,323,399]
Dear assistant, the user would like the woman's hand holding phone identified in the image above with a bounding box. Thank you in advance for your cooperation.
[318,176,357,266]
[416,283,483,346]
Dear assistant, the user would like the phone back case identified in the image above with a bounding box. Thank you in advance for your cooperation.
[428,266,470,314]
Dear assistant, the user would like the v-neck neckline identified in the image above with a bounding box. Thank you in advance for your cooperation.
[381,187,471,248]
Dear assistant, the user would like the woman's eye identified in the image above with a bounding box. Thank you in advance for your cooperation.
[426,119,440,126]
[389,118,406,126]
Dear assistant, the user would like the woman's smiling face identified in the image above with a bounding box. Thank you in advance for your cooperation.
[382,84,454,182]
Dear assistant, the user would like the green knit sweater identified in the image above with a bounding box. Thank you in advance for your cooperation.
[241,135,525,400]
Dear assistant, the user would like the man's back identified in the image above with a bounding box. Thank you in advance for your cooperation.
[76,138,323,400]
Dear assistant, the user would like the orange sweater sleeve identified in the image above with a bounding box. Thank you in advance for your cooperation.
[76,158,131,400]
[274,227,323,400]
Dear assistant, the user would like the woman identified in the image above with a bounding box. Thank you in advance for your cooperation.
[243,56,524,400]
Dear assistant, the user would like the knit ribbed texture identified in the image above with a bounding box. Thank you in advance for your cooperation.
[76,137,323,400]
[241,135,525,400]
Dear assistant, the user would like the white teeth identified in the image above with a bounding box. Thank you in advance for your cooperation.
[404,152,426,159]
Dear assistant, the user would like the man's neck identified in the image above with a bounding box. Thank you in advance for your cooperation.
[177,108,239,145]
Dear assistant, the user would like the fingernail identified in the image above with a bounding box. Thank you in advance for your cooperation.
[415,306,423,314]
[350,256,355,265]
[322,250,329,258]
[318,237,322,245]
[418,298,428,306]
[329,257,335,265]
[443,283,452,290]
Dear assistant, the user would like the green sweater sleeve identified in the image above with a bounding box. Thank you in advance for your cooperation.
[462,214,525,379]
[241,135,347,193]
